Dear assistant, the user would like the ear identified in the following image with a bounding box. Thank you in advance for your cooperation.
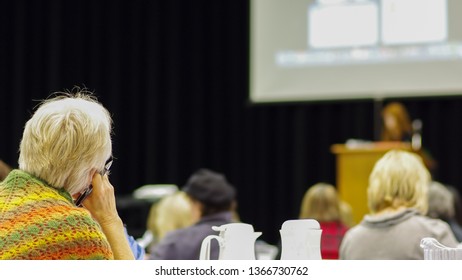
[81,168,98,192]
[88,168,97,181]
[70,168,99,197]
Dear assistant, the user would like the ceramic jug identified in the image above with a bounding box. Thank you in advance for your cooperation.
[279,219,322,260]
[199,223,262,260]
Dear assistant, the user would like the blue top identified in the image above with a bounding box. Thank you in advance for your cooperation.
[124,226,146,260]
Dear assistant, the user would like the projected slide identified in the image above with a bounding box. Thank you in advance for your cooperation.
[381,0,447,45]
[308,1,379,49]
[277,0,455,67]
[250,0,462,102]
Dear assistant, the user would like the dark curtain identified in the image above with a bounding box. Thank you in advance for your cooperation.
[1,0,462,243]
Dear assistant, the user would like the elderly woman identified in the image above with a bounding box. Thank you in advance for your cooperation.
[339,150,458,259]
[0,91,134,260]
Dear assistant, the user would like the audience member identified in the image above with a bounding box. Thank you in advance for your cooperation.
[339,150,458,259]
[447,185,462,229]
[0,90,134,260]
[1,158,144,259]
[149,168,236,260]
[299,183,349,259]
[145,191,195,253]
[427,181,462,242]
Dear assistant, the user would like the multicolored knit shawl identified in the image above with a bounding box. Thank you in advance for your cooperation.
[0,170,114,260]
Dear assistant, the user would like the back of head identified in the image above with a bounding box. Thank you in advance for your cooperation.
[299,183,341,222]
[147,191,194,242]
[339,200,355,227]
[368,150,430,214]
[18,90,112,194]
[427,181,455,221]
[182,168,236,216]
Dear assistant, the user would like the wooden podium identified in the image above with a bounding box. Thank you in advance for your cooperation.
[331,142,413,225]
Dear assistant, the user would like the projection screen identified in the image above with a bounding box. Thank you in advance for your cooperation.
[250,0,462,103]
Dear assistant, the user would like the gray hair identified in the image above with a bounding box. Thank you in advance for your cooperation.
[427,181,455,220]
[18,91,112,194]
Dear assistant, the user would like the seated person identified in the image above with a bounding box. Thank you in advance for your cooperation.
[340,150,458,259]
[149,168,236,260]
[427,181,462,242]
[144,191,195,253]
[299,183,349,259]
[0,92,134,260]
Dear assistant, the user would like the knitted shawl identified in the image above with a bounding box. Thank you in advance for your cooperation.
[0,170,114,259]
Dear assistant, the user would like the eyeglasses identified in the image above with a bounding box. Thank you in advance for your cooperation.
[100,156,113,176]
[75,156,114,207]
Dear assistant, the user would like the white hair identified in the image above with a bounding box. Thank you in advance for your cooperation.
[19,91,112,194]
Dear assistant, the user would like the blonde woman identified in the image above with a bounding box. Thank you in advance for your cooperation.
[339,150,458,259]
[299,183,349,259]
[146,191,195,251]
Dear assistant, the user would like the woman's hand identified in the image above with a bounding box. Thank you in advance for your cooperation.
[82,172,135,260]
[82,172,121,226]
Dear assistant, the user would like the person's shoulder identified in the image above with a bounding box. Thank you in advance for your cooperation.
[423,216,459,245]
[412,214,450,228]
[19,205,112,259]
[48,206,107,237]
[410,214,458,241]
[344,221,366,234]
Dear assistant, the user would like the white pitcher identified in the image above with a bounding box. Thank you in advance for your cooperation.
[199,223,262,260]
[279,219,322,260]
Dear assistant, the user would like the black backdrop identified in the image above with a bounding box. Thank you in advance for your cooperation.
[1,0,462,244]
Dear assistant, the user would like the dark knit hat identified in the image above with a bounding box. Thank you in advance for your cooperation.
[182,168,236,207]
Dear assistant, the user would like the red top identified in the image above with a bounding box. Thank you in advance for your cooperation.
[320,221,349,259]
